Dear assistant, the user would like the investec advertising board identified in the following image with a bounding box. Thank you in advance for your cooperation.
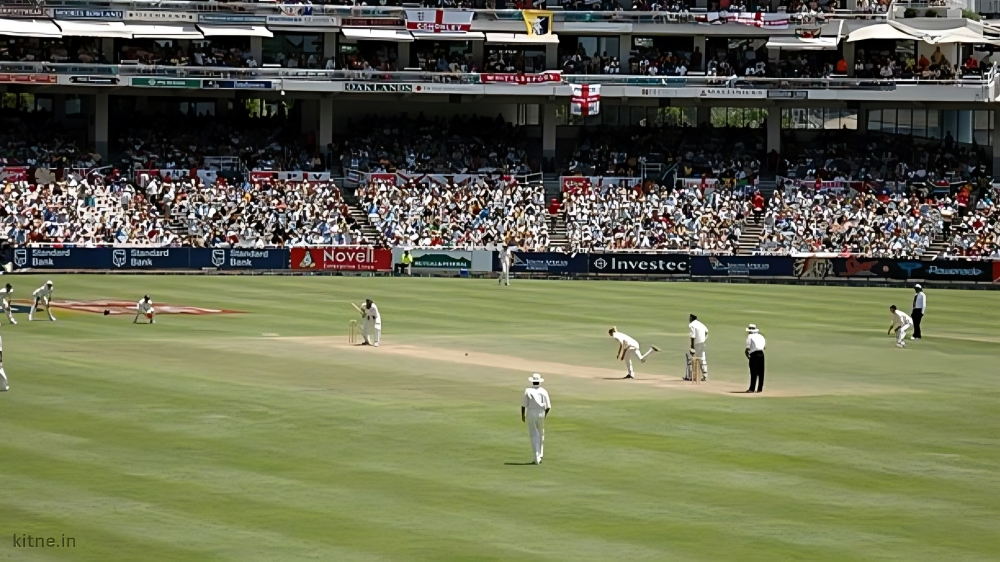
[588,253,689,275]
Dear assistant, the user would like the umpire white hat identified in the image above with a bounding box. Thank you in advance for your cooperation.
[746,324,759,333]
[528,373,544,384]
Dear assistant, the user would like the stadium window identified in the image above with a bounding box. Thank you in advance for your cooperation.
[710,107,727,127]
[927,110,941,139]
[912,109,927,138]
[882,109,896,134]
[974,110,990,146]
[823,108,839,129]
[744,108,766,128]
[867,109,881,131]
[65,97,81,116]
[897,109,912,136]
[957,110,973,144]
[808,108,823,130]
[840,110,858,130]
[781,108,793,129]
[727,107,744,128]
[34,96,52,114]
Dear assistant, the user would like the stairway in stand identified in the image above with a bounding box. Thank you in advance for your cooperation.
[548,212,569,252]
[737,219,765,256]
[348,206,383,246]
[919,232,949,261]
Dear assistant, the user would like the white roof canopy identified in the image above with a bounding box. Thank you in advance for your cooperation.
[926,27,996,45]
[341,28,413,42]
[485,32,558,45]
[126,24,203,39]
[0,18,62,38]
[56,20,133,38]
[410,31,485,41]
[197,24,272,38]
[766,36,840,51]
[846,23,923,43]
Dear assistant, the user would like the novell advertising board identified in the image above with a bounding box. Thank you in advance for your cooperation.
[290,247,391,271]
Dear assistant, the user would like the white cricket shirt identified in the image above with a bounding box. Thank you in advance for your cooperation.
[689,320,709,344]
[523,386,551,415]
[913,292,926,310]
[32,285,52,298]
[366,303,380,321]
[612,331,640,349]
[746,333,766,353]
[893,310,913,327]
[138,300,153,313]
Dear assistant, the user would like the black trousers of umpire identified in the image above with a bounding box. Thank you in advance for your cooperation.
[748,351,765,392]
[912,308,923,339]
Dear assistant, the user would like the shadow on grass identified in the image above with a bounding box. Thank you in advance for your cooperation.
[504,462,536,466]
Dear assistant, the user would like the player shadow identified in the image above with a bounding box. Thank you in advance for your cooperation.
[601,377,636,380]
[504,461,537,466]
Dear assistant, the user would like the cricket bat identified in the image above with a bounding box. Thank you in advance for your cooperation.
[351,302,364,316]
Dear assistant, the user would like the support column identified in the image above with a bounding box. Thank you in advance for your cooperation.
[53,94,66,123]
[618,34,631,70]
[250,36,263,66]
[101,38,114,63]
[692,35,706,72]
[471,40,484,72]
[843,42,856,77]
[320,96,334,156]
[397,41,411,70]
[767,108,781,156]
[542,103,557,165]
[300,99,319,137]
[94,93,109,159]
[545,42,557,71]
[993,111,1000,177]
[696,105,711,126]
[323,32,337,63]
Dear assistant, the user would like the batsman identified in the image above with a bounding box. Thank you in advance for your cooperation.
[354,299,381,347]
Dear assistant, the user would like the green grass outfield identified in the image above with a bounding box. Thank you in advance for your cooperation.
[0,275,998,562]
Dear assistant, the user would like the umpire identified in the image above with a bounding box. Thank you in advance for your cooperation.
[911,284,926,339]
[744,324,766,393]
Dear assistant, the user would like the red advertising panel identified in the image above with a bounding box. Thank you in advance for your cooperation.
[0,166,29,182]
[290,247,391,271]
[480,72,562,85]
[560,176,591,193]
[993,261,1000,283]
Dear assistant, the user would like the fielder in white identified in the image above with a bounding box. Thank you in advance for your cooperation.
[29,280,55,322]
[888,305,913,348]
[686,314,709,381]
[134,295,156,324]
[609,326,660,379]
[0,332,8,391]
[362,298,381,347]
[0,283,16,325]
[522,373,551,465]
[499,246,512,286]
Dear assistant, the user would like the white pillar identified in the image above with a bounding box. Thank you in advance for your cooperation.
[250,36,263,66]
[94,93,109,159]
[545,42,557,71]
[397,41,410,70]
[767,108,781,156]
[320,96,334,155]
[101,38,114,63]
[843,42,856,77]
[992,111,1000,178]
[618,34,631,69]
[323,32,337,61]
[542,103,557,161]
[692,35,706,72]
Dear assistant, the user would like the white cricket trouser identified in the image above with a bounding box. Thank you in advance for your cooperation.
[2,303,14,324]
[686,343,708,380]
[897,324,912,345]
[0,367,7,391]
[30,297,55,320]
[624,347,655,376]
[501,262,510,285]
[363,320,381,346]
[527,413,545,463]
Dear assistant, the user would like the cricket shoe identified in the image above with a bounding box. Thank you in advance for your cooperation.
[651,345,661,352]
[896,342,906,348]
[624,374,634,379]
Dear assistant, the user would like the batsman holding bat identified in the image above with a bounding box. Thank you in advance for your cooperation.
[354,299,381,347]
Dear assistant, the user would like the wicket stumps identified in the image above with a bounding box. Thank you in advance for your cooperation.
[348,320,359,344]
[691,357,703,385]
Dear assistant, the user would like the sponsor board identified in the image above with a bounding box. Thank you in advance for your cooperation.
[14,248,288,270]
[342,17,404,27]
[698,88,766,98]
[994,261,1000,284]
[53,8,123,20]
[265,15,339,26]
[495,251,588,274]
[203,80,274,90]
[131,77,201,89]
[0,7,48,18]
[559,176,642,192]
[409,250,472,270]
[344,83,413,93]
[768,90,808,99]
[249,170,332,182]
[692,256,794,277]
[0,166,29,182]
[46,300,240,315]
[290,247,392,271]
[125,10,197,22]
[0,74,57,84]
[480,72,562,85]
[189,248,289,270]
[920,261,992,282]
[588,253,689,275]
[405,9,473,33]
[68,76,120,85]
[198,14,267,24]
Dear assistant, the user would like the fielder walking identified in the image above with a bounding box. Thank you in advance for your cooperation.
[499,246,512,286]
[0,332,7,392]
[911,284,926,339]
[29,280,55,322]
[134,295,156,324]
[686,314,709,381]
[609,326,660,379]
[362,298,381,347]
[0,283,16,324]
[521,373,551,465]
[745,324,766,393]
[888,305,913,348]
